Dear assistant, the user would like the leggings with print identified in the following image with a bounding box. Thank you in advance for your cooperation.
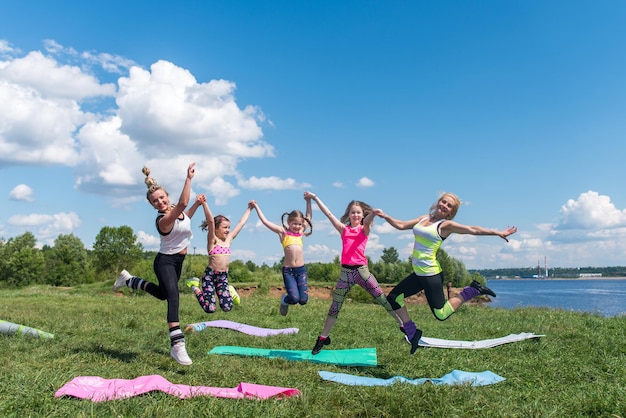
[195,268,233,313]
[327,265,394,319]
[283,265,308,305]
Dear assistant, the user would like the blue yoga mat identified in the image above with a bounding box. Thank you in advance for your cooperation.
[318,369,505,386]
[209,346,377,366]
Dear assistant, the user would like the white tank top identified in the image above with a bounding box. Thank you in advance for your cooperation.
[157,213,192,255]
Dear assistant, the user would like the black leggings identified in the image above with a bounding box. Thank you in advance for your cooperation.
[387,272,446,312]
[145,252,185,323]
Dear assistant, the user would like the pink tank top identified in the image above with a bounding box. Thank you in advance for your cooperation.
[341,225,368,265]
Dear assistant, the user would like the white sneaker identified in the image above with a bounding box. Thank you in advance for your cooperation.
[170,342,192,366]
[113,269,132,291]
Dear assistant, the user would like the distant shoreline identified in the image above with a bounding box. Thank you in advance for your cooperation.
[492,276,626,281]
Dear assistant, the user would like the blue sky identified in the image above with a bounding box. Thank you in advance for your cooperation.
[1,1,625,271]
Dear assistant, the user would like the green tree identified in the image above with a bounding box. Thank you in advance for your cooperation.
[228,259,251,282]
[0,232,45,287]
[381,247,400,264]
[93,226,143,278]
[306,262,340,283]
[44,234,93,286]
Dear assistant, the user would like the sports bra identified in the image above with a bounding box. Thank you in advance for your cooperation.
[209,243,231,256]
[282,231,303,249]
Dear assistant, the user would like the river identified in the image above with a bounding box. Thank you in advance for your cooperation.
[485,278,626,317]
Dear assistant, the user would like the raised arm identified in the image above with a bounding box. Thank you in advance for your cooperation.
[229,202,253,240]
[198,195,216,253]
[185,193,204,218]
[159,162,195,232]
[440,221,518,242]
[304,191,343,233]
[375,209,424,230]
[304,193,312,221]
[361,209,378,236]
[250,200,284,235]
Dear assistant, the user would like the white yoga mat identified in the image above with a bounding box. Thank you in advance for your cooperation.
[418,332,544,349]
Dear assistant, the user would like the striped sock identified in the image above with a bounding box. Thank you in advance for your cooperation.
[128,276,145,291]
[169,326,185,347]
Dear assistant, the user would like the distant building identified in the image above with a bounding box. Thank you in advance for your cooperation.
[579,273,602,278]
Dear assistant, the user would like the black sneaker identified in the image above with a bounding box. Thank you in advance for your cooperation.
[312,336,331,355]
[409,328,423,354]
[470,280,496,297]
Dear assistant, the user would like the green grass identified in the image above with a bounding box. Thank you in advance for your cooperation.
[1,283,625,417]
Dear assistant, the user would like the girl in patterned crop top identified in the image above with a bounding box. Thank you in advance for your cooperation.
[184,196,252,314]
[376,192,517,354]
[250,195,313,316]
[305,192,403,355]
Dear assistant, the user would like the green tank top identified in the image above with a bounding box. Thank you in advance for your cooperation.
[411,218,445,276]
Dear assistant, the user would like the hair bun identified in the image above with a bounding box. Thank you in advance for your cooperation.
[142,166,158,189]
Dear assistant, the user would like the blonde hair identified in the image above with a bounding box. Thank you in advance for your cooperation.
[282,210,313,236]
[142,166,167,201]
[429,192,461,220]
[340,200,374,226]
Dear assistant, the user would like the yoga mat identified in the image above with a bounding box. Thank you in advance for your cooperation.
[0,319,54,339]
[319,370,505,387]
[209,346,377,366]
[185,320,298,336]
[418,332,544,349]
[55,375,301,402]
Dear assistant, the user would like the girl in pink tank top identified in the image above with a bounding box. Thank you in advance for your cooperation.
[304,192,402,355]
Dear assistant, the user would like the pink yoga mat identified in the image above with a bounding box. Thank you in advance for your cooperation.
[55,375,301,402]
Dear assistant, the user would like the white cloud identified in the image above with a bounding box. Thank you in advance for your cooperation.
[9,184,34,202]
[0,40,16,53]
[136,230,160,250]
[116,60,273,159]
[356,177,374,188]
[0,43,294,208]
[305,243,340,263]
[239,175,311,190]
[7,211,81,245]
[557,190,626,230]
[332,181,344,188]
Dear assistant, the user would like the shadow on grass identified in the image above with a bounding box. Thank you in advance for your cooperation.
[74,343,140,362]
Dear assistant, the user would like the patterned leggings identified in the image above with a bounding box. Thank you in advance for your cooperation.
[194,268,233,313]
[327,265,394,318]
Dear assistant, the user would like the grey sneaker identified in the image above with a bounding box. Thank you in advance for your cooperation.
[170,342,192,366]
[279,294,289,316]
[113,269,132,291]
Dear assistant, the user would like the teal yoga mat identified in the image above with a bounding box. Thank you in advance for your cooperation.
[209,346,377,366]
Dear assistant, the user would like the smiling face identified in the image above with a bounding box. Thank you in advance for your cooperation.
[287,218,305,234]
[433,193,460,220]
[148,187,170,212]
[348,204,364,227]
[215,219,231,240]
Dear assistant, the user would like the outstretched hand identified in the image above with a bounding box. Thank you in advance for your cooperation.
[499,226,518,242]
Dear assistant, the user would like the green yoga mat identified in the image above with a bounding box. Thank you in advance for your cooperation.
[209,346,377,366]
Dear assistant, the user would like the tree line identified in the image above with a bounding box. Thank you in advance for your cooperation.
[0,226,484,289]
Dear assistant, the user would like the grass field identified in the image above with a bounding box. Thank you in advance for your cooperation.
[1,282,625,417]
